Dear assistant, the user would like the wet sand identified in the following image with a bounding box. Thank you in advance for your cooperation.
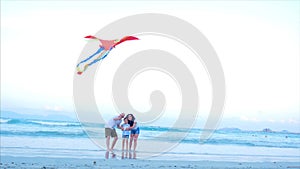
[1,156,300,169]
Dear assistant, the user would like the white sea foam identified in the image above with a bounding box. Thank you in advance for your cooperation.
[0,118,11,123]
[30,120,79,126]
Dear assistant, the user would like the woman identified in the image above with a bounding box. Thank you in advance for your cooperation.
[125,114,140,151]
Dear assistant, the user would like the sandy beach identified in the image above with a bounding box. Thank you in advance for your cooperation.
[1,156,300,169]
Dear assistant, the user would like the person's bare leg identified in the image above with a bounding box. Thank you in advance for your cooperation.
[133,134,139,151]
[133,150,136,159]
[110,136,118,151]
[121,151,124,159]
[125,139,128,152]
[105,151,109,159]
[133,138,137,151]
[129,135,133,151]
[106,136,110,151]
[122,138,125,151]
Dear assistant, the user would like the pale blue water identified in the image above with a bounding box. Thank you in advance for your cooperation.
[1,117,300,162]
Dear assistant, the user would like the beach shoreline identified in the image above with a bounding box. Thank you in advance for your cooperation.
[1,156,300,169]
[1,117,299,168]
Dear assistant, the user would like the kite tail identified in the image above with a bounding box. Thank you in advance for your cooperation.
[86,49,112,67]
[77,48,112,75]
[77,47,104,67]
[76,47,104,74]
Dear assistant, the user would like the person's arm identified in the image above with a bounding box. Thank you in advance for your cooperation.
[113,117,121,120]
[126,122,137,130]
[117,124,123,130]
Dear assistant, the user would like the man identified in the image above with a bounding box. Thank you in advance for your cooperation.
[104,113,125,152]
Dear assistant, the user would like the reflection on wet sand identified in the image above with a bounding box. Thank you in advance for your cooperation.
[105,151,137,159]
[105,151,116,159]
[123,150,136,159]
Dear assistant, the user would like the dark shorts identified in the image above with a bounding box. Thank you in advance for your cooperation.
[130,127,140,135]
[122,135,129,139]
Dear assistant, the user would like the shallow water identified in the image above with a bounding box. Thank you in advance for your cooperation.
[1,117,299,162]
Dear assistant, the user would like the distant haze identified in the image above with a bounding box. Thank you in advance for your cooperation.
[1,1,299,132]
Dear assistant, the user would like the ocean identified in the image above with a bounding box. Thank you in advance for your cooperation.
[1,117,299,162]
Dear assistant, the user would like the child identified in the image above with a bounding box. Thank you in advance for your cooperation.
[121,117,130,152]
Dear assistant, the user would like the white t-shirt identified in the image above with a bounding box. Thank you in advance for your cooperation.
[121,123,130,135]
[105,116,122,129]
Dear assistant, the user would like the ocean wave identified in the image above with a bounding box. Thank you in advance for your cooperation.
[1,118,300,149]
[30,120,80,127]
[180,138,300,149]
[0,118,21,124]
[0,118,11,123]
[0,118,80,127]
[1,130,87,138]
[138,135,300,149]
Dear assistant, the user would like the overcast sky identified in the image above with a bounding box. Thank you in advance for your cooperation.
[1,1,299,132]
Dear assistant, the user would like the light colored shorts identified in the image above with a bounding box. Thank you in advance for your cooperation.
[105,128,117,137]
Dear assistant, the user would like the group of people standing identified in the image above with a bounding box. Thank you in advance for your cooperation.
[104,113,140,154]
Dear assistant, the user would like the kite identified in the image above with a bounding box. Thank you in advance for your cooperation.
[76,35,139,75]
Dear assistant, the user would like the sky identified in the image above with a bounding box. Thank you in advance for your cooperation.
[1,1,299,132]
